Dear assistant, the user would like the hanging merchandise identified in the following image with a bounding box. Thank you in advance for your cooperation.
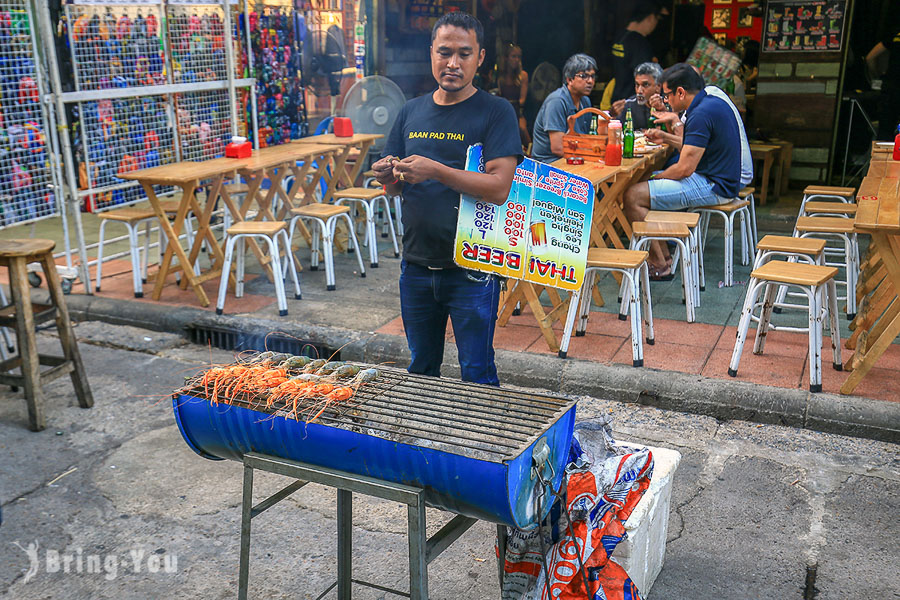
[248,0,308,147]
[168,2,248,160]
[353,17,364,80]
[0,1,58,227]
[66,3,166,91]
[75,95,174,211]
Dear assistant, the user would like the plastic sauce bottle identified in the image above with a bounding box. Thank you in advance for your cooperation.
[606,120,623,166]
[623,108,635,159]
[893,123,900,161]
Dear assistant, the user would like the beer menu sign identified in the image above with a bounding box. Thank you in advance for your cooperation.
[454,145,594,292]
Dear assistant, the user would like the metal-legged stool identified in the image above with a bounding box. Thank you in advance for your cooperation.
[798,184,856,214]
[559,248,654,366]
[630,221,696,322]
[95,207,157,297]
[0,239,93,431]
[216,222,301,317]
[730,260,841,392]
[690,197,752,287]
[774,216,859,319]
[287,204,366,291]
[333,187,400,268]
[645,210,703,300]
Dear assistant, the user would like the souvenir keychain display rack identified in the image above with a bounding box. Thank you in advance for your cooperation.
[62,0,253,210]
[249,0,309,146]
[0,0,63,229]
[34,0,258,290]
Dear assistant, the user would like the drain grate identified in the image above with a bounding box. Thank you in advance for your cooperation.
[186,324,337,360]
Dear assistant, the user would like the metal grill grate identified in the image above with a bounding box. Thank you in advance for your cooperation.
[0,0,58,227]
[183,366,576,461]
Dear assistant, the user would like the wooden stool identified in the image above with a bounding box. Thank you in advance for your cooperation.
[0,239,93,431]
[777,216,859,318]
[801,201,857,218]
[739,186,758,245]
[288,204,366,291]
[690,197,752,287]
[730,260,841,392]
[751,235,827,333]
[645,210,702,302]
[559,248,654,367]
[630,221,696,322]
[333,187,399,267]
[216,222,301,317]
[800,184,855,206]
[96,207,157,297]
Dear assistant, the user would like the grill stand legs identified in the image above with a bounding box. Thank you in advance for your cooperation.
[237,452,478,600]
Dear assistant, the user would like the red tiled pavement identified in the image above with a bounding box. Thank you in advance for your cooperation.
[378,306,899,403]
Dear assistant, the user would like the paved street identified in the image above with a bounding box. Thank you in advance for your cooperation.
[0,322,897,599]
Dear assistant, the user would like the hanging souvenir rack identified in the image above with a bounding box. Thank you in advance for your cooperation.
[0,0,64,230]
[33,0,259,289]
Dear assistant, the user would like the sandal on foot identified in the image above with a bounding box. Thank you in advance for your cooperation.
[649,264,675,281]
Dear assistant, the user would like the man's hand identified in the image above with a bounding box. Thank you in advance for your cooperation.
[652,110,681,127]
[394,155,441,185]
[645,128,665,144]
[611,98,626,116]
[371,155,399,185]
[648,93,666,111]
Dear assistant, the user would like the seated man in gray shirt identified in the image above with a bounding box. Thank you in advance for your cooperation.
[531,53,596,163]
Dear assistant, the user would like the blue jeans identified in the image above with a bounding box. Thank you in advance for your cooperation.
[399,260,501,385]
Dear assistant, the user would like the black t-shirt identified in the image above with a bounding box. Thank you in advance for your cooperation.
[383,89,523,268]
[611,30,655,103]
[881,27,900,92]
[615,98,651,130]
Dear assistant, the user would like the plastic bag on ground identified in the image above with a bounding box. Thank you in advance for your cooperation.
[500,420,654,600]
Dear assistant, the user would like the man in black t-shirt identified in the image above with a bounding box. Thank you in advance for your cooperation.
[611,1,662,110]
[371,12,522,385]
[867,22,900,140]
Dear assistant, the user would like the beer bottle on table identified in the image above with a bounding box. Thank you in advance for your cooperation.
[623,108,635,158]
[589,115,598,136]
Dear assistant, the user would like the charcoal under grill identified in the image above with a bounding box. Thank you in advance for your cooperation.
[173,366,577,529]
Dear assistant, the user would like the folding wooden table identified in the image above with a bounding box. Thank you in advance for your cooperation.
[841,157,900,394]
[295,133,383,202]
[118,160,243,307]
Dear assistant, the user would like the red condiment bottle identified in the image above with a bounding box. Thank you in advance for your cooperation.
[606,120,623,166]
[893,124,900,161]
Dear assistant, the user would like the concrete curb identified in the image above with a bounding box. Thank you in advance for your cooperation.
[55,292,900,444]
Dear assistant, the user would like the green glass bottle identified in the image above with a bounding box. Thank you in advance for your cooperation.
[623,108,635,158]
[589,115,598,135]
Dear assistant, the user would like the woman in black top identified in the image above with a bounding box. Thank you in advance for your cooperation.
[497,44,530,148]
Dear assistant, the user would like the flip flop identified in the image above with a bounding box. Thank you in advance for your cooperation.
[649,264,675,281]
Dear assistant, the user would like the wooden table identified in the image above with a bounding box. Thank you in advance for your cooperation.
[231,143,340,262]
[294,133,383,202]
[119,160,243,306]
[495,148,669,352]
[119,144,340,306]
[841,156,900,394]
[749,143,784,205]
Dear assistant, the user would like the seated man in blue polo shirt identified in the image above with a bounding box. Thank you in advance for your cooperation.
[622,62,742,278]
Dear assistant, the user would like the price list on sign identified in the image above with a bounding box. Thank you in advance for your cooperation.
[454,145,594,292]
